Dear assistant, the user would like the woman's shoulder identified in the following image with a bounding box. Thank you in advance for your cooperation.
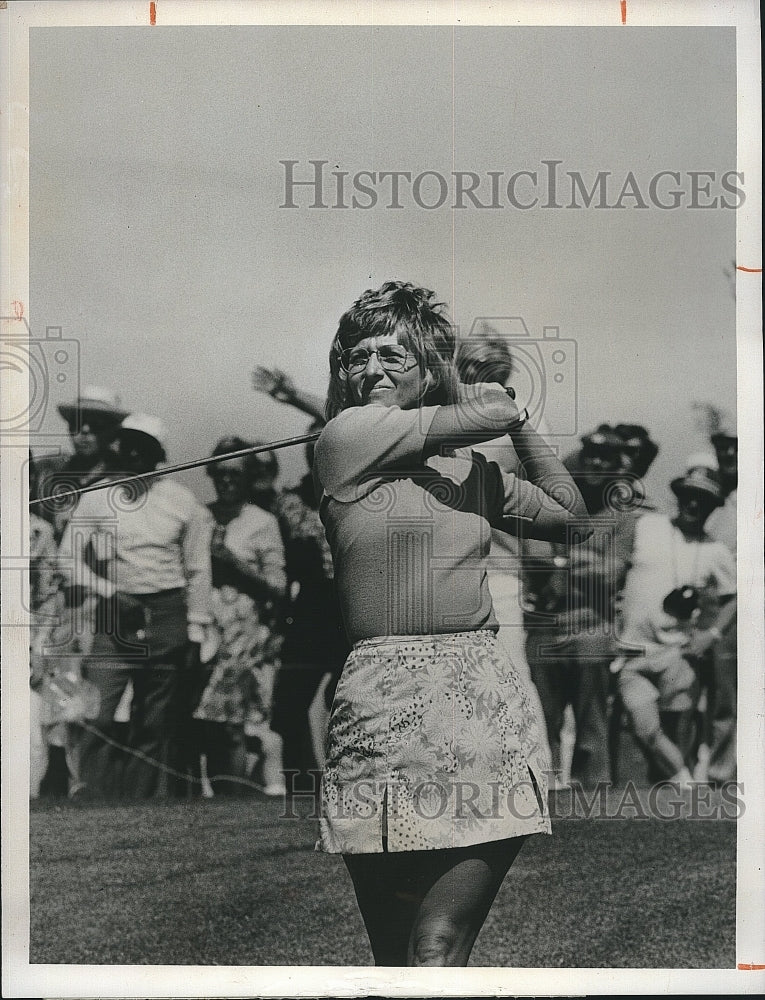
[237,502,282,532]
[320,403,428,439]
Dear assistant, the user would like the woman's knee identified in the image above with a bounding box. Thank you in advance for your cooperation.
[410,916,463,966]
[628,700,661,747]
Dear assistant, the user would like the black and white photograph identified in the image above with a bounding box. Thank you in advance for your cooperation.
[1,1,762,996]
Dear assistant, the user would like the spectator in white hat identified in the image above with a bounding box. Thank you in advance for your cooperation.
[59,413,216,799]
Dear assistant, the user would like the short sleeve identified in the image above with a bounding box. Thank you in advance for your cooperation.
[249,511,285,568]
[498,469,547,523]
[315,404,440,503]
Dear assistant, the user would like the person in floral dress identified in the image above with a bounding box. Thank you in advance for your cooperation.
[194,438,287,795]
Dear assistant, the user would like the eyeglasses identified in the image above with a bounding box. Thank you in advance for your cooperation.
[340,346,418,375]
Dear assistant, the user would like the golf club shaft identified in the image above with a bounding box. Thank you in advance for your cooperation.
[30,430,321,508]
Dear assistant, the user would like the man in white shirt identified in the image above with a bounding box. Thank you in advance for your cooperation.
[60,415,215,798]
[616,462,736,784]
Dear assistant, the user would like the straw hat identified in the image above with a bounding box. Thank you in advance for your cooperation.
[57,385,128,424]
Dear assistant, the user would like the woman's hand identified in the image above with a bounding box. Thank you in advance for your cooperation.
[252,365,326,421]
[456,380,512,402]
[457,381,523,425]
[211,528,238,565]
[252,365,295,403]
[454,381,523,434]
[423,382,519,458]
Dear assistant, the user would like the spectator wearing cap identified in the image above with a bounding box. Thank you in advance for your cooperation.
[526,424,644,787]
[59,414,216,799]
[614,461,736,785]
[701,425,737,784]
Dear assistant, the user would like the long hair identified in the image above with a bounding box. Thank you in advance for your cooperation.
[325,281,460,421]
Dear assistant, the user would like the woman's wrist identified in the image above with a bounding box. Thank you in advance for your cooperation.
[269,373,291,401]
[507,405,529,431]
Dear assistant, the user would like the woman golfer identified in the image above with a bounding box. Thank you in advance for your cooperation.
[314,281,591,966]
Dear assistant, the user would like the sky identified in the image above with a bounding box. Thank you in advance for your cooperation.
[29,25,737,507]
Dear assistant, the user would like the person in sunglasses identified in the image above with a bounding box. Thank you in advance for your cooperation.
[312,281,591,967]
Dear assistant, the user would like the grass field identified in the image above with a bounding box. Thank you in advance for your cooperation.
[29,791,736,968]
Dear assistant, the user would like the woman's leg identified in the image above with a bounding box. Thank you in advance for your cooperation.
[407,838,527,966]
[344,837,527,967]
[343,850,422,965]
[620,671,687,779]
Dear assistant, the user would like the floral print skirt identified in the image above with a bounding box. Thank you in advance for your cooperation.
[318,630,551,854]
[194,586,283,728]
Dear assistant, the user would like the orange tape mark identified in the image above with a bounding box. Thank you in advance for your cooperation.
[149,1,156,25]
[738,964,765,970]
[11,300,24,319]
[736,266,762,273]
[620,1,627,24]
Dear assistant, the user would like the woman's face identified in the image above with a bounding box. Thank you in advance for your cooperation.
[69,417,111,460]
[210,458,247,504]
[675,488,718,532]
[347,332,427,410]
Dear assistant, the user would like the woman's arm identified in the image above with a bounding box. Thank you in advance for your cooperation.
[58,507,115,601]
[507,423,591,523]
[423,382,522,458]
[480,413,592,542]
[252,366,325,423]
[427,385,591,541]
[212,520,287,605]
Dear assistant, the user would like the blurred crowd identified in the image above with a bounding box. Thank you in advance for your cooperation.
[28,337,738,802]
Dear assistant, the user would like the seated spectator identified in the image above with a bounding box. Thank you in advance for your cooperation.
[194,438,287,796]
[614,461,736,785]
